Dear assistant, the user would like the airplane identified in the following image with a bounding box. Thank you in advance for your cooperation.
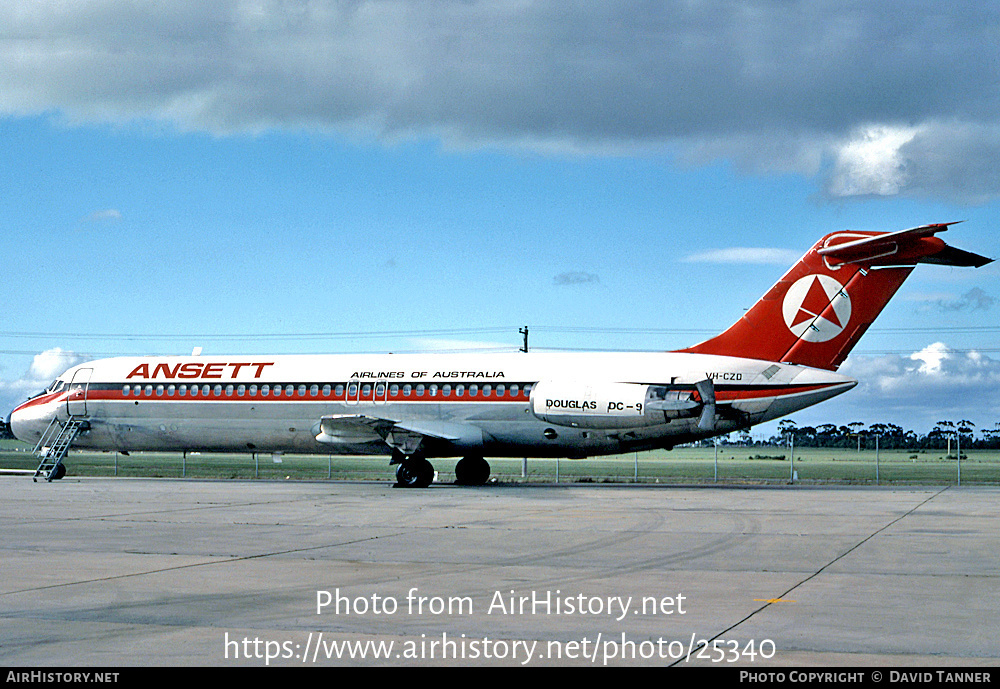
[7,223,991,487]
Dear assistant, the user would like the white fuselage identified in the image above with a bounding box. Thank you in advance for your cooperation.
[9,351,855,459]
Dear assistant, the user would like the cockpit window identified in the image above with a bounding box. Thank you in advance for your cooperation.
[31,380,66,399]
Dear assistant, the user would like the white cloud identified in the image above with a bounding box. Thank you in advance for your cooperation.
[553,271,600,286]
[909,341,951,375]
[85,209,123,222]
[825,343,1000,431]
[3,2,1000,203]
[683,248,803,265]
[937,288,996,312]
[1,348,87,414]
[827,124,921,197]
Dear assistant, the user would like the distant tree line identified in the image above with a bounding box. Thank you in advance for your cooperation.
[737,419,1000,450]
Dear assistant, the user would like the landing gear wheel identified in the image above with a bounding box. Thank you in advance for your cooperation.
[50,464,66,481]
[454,455,490,486]
[394,457,435,488]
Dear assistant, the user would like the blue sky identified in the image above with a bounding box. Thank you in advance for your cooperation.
[2,2,998,437]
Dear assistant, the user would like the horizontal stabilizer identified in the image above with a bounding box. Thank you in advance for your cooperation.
[919,244,993,268]
[817,222,992,268]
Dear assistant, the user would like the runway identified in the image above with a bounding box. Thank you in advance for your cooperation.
[1,477,997,667]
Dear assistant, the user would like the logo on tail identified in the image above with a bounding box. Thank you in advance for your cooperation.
[781,274,852,342]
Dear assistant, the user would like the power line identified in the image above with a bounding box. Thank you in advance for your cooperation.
[4,323,999,342]
[0,326,516,342]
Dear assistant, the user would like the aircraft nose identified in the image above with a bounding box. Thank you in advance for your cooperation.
[8,399,52,444]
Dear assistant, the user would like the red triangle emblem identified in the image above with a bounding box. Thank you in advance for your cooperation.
[791,276,841,328]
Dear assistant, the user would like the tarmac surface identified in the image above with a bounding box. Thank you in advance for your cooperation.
[1,476,997,667]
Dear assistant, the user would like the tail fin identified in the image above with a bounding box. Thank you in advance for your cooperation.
[677,223,992,370]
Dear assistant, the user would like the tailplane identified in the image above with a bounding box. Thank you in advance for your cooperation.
[677,223,992,370]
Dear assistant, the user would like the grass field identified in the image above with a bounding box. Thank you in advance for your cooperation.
[2,439,996,485]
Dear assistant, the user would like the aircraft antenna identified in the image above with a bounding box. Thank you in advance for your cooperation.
[519,326,529,353]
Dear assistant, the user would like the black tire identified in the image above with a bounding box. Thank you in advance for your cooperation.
[50,463,66,481]
[454,456,490,486]
[395,457,434,488]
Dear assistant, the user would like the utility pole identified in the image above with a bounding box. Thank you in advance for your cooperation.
[519,326,529,353]
[788,432,795,482]
[875,434,880,485]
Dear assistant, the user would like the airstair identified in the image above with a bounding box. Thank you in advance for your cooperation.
[32,416,86,482]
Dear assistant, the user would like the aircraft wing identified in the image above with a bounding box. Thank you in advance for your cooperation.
[317,414,398,444]
[316,414,483,454]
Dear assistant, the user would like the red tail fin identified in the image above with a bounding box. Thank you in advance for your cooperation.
[677,223,992,370]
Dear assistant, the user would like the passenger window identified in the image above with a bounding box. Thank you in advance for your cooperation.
[335,384,345,397]
[442,384,452,396]
[214,385,223,396]
[225,385,234,396]
[483,384,492,396]
[389,384,399,396]
[249,385,257,396]
[429,384,438,397]
[322,384,331,396]
[403,384,412,396]
[310,384,319,397]
[237,385,246,396]
[122,385,130,396]
[416,384,425,396]
[168,385,176,396]
[496,384,505,396]
[469,384,478,396]
[456,384,465,397]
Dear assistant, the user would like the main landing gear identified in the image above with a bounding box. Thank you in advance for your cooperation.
[390,451,491,488]
[454,455,490,486]
[392,451,435,488]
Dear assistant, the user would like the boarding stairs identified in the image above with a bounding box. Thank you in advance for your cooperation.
[32,416,86,482]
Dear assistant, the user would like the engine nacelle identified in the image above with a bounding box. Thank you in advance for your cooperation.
[530,381,703,429]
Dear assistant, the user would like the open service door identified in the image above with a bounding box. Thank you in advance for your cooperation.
[66,368,93,417]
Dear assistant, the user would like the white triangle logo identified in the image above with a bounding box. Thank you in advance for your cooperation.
[781,275,851,342]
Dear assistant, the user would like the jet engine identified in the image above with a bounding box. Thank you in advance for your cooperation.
[529,380,716,430]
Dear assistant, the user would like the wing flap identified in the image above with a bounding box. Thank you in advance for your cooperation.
[316,415,483,451]
[317,415,395,444]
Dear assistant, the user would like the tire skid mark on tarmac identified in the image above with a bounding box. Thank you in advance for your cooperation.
[665,486,951,666]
